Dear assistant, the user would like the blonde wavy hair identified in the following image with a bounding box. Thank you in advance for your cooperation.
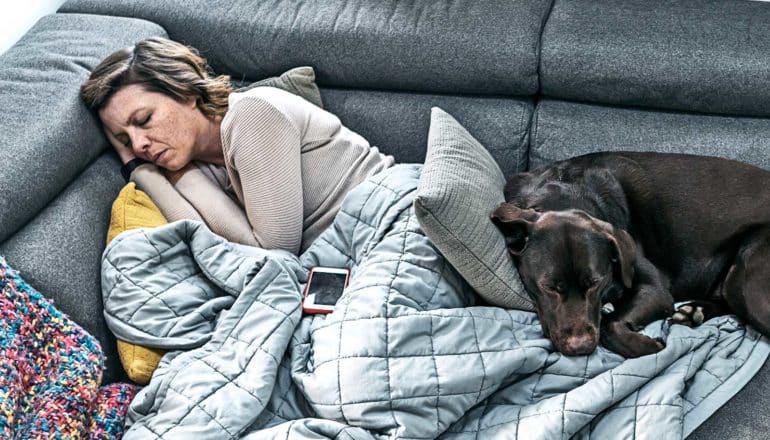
[80,37,232,118]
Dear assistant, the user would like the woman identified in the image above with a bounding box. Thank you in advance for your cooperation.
[81,37,393,255]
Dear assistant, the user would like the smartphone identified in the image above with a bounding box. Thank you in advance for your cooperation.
[302,267,350,314]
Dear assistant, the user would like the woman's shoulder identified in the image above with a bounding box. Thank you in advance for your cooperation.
[223,86,310,129]
[227,86,304,113]
[221,87,308,152]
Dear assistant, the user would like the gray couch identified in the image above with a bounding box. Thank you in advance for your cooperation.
[2,0,769,437]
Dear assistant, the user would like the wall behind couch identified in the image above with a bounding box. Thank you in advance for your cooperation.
[0,1,66,55]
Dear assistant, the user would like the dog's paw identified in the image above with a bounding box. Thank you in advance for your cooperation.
[671,303,705,327]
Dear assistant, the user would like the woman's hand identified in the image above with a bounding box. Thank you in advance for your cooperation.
[116,144,137,164]
[103,128,137,165]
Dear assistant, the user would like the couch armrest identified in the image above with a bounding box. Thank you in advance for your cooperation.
[0,13,166,242]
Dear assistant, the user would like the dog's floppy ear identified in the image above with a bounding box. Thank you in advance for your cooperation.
[490,203,539,255]
[607,227,636,288]
[590,217,637,288]
[503,172,534,201]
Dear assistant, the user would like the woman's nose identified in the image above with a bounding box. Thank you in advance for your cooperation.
[130,131,151,155]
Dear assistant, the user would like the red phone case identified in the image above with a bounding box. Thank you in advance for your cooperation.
[302,268,350,314]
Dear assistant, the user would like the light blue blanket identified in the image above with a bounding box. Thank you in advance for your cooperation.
[101,164,769,439]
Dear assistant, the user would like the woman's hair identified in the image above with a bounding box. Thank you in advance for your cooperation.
[80,37,232,118]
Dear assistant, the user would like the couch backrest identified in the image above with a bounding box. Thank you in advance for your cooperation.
[533,0,770,167]
[60,0,550,96]
[541,0,770,117]
[59,0,554,177]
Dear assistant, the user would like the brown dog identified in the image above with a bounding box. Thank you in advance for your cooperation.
[492,152,770,358]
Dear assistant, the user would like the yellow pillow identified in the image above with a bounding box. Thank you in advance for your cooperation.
[107,182,168,384]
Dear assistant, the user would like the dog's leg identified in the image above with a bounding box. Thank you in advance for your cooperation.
[601,256,675,358]
[717,230,770,336]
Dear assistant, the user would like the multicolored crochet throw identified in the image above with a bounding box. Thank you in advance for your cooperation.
[0,257,137,438]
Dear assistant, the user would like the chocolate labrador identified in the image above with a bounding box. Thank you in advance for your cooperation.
[491,151,770,358]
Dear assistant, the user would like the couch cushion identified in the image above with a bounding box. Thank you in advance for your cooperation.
[320,88,533,177]
[106,183,167,244]
[235,66,323,109]
[415,107,532,310]
[0,153,126,383]
[107,183,168,384]
[60,0,551,96]
[0,13,167,243]
[541,0,770,117]
[529,99,770,170]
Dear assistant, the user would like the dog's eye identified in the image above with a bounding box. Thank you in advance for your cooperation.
[541,280,566,294]
[583,277,600,288]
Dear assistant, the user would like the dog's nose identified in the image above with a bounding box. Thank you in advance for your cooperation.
[563,334,597,356]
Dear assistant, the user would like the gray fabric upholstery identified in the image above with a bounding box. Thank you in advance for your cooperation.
[0,13,166,243]
[541,0,770,117]
[529,99,770,170]
[320,88,532,177]
[689,357,770,439]
[0,153,126,383]
[415,108,532,311]
[60,0,551,96]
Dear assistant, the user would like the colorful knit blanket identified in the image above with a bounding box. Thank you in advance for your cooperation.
[0,257,137,438]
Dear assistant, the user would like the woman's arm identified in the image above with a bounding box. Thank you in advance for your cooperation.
[171,164,259,246]
[225,94,304,254]
[130,164,205,223]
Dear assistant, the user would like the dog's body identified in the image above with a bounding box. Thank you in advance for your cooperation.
[492,151,770,358]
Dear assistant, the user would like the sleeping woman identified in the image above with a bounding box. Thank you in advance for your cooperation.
[80,37,393,254]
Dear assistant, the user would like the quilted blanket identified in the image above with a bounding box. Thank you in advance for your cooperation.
[101,164,770,439]
[0,257,137,438]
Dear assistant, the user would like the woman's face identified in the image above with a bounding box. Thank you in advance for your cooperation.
[99,84,205,171]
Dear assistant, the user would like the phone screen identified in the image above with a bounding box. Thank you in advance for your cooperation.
[308,271,347,305]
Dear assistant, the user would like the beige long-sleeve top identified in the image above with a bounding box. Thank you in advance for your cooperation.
[131,86,394,254]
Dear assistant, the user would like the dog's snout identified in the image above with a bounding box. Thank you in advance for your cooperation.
[561,326,598,356]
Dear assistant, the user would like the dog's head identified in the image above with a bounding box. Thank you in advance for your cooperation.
[491,202,636,355]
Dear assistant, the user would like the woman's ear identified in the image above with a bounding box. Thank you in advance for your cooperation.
[490,203,538,255]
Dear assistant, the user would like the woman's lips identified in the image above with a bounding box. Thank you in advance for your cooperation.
[153,149,168,164]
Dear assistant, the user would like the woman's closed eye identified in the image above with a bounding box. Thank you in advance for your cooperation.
[137,113,152,126]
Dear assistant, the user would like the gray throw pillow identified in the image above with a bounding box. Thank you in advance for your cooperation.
[235,66,323,108]
[414,107,533,311]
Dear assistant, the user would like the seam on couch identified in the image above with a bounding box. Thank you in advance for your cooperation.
[535,0,557,97]
[520,101,535,172]
[528,0,555,173]
[525,101,542,171]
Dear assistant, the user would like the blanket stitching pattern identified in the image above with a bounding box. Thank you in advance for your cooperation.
[385,207,413,428]
[158,265,294,431]
[104,258,188,321]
